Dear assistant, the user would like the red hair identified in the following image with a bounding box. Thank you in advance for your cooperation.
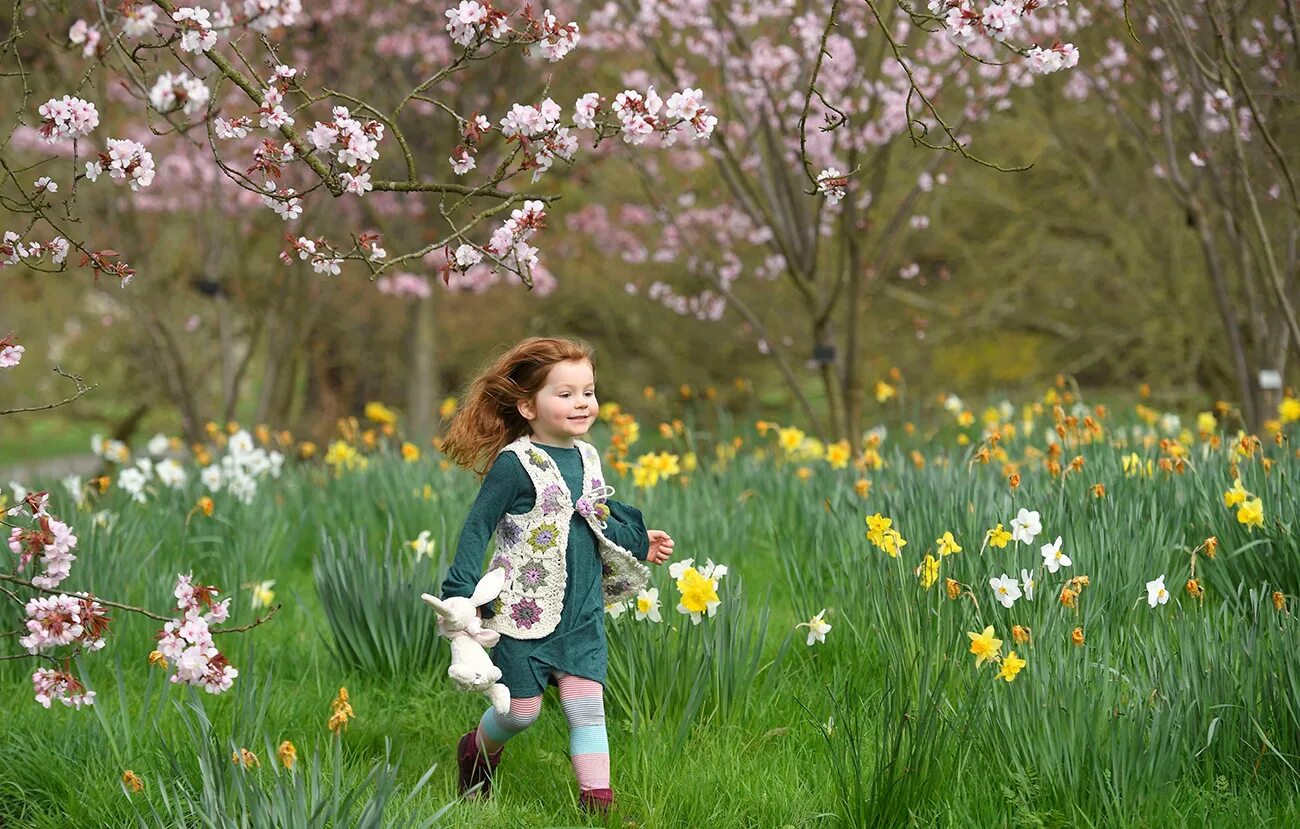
[441,336,595,476]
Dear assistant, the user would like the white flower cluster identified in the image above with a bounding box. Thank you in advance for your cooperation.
[816,167,848,205]
[304,105,384,199]
[1,232,70,268]
[37,96,99,143]
[122,5,159,38]
[198,429,285,505]
[172,7,219,53]
[85,138,157,191]
[32,667,95,709]
[243,0,302,32]
[610,86,716,146]
[483,199,547,276]
[445,1,509,46]
[149,71,211,118]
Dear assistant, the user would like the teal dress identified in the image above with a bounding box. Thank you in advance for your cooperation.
[440,442,651,698]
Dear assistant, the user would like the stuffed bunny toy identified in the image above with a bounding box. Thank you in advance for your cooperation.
[421,567,511,716]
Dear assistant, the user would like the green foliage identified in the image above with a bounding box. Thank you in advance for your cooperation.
[314,526,448,678]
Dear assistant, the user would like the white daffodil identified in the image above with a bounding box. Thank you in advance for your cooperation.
[989,573,1022,609]
[796,609,832,646]
[408,530,435,561]
[1146,574,1169,607]
[247,579,276,609]
[605,600,629,619]
[634,588,662,623]
[1040,536,1071,574]
[1020,568,1035,601]
[668,557,695,580]
[1010,508,1042,544]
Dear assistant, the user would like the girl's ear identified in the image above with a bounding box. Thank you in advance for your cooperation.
[516,396,535,421]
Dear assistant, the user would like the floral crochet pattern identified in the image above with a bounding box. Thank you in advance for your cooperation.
[497,517,523,546]
[527,449,550,470]
[517,558,550,591]
[488,553,513,582]
[528,522,560,553]
[509,597,542,629]
[538,483,566,515]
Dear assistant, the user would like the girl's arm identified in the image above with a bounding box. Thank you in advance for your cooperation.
[602,499,653,561]
[439,453,528,616]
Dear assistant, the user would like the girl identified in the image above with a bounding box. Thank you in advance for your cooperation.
[437,336,674,816]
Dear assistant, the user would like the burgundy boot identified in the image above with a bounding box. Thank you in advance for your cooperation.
[578,787,615,816]
[456,729,503,799]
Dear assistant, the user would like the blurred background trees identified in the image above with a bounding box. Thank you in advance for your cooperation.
[2,1,1296,459]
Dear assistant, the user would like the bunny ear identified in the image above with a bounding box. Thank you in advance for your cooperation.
[469,567,507,607]
[421,593,455,620]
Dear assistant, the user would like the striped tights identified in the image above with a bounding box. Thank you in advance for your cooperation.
[473,672,609,792]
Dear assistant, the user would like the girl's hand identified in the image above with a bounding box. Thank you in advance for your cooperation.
[646,529,674,564]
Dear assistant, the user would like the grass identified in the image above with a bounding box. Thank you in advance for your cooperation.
[1,396,1298,827]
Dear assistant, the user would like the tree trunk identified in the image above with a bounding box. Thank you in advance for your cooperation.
[407,292,438,444]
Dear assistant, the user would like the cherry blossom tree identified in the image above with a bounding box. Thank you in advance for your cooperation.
[1058,0,1298,428]
[571,0,1088,445]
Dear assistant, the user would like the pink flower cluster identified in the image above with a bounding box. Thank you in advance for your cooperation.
[481,199,547,277]
[19,594,109,654]
[85,138,157,191]
[156,574,239,695]
[444,1,511,47]
[32,667,95,709]
[305,104,384,198]
[376,272,432,299]
[610,86,717,146]
[6,491,78,589]
[149,71,211,118]
[0,332,24,368]
[37,96,99,143]
[928,0,1078,73]
[68,19,102,58]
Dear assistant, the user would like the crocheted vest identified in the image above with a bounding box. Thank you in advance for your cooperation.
[481,436,650,640]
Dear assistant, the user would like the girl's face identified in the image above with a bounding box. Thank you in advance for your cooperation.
[517,359,597,447]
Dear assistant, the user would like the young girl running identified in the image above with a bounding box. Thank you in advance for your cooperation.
[438,336,674,816]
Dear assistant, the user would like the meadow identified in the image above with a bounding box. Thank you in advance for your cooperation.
[2,388,1298,828]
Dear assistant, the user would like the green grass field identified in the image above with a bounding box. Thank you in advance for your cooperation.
[1,400,1298,827]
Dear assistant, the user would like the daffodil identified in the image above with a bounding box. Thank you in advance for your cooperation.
[936,531,962,556]
[1145,574,1169,608]
[879,529,907,557]
[1009,508,1041,544]
[1236,497,1264,529]
[918,554,940,589]
[247,580,276,609]
[1019,568,1035,601]
[1223,478,1250,507]
[797,609,832,645]
[675,566,721,624]
[989,573,1022,609]
[1039,536,1071,574]
[996,651,1026,682]
[875,380,896,403]
[364,401,397,426]
[634,588,662,623]
[605,600,629,619]
[407,530,435,561]
[967,625,1002,668]
[826,440,851,469]
[777,426,806,455]
[1279,397,1300,423]
[985,523,1012,549]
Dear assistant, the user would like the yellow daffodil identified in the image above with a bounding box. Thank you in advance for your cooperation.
[401,442,420,462]
[997,651,1026,682]
[967,625,1002,668]
[985,524,1012,549]
[826,440,851,469]
[777,426,806,455]
[875,381,896,403]
[364,401,397,425]
[1236,497,1264,529]
[918,554,940,589]
[936,531,962,556]
[1223,478,1250,507]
